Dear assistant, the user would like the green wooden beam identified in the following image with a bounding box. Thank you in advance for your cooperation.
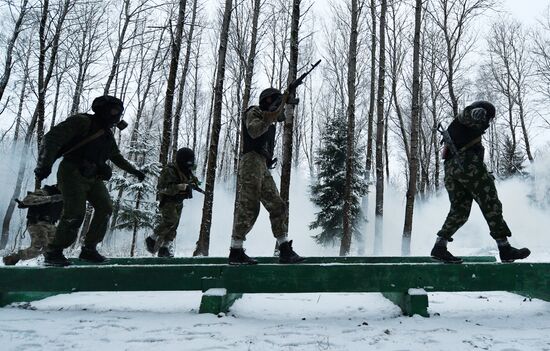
[0,265,223,292]
[218,263,550,294]
[68,256,497,266]
[1,262,546,295]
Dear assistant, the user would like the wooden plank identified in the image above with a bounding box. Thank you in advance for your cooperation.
[1,262,547,295]
[68,256,497,266]
[218,263,550,294]
[0,265,223,292]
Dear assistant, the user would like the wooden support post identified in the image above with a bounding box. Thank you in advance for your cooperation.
[199,288,243,314]
[382,288,429,317]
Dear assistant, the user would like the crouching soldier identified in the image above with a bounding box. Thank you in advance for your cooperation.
[2,185,63,265]
[431,101,530,263]
[145,147,200,257]
[34,95,145,267]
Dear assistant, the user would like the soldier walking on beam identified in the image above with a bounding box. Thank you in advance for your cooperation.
[145,147,202,258]
[229,87,305,265]
[34,95,145,267]
[431,101,530,264]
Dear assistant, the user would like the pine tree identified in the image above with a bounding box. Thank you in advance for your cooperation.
[310,112,368,246]
[499,135,526,178]
[111,127,161,256]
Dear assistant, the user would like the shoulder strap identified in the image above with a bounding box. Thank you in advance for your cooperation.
[63,129,105,157]
[459,136,482,152]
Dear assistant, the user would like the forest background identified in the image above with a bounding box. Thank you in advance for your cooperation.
[0,0,549,260]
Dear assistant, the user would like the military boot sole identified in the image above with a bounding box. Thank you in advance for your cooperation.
[44,260,71,267]
[430,255,463,264]
[279,256,306,264]
[228,259,258,265]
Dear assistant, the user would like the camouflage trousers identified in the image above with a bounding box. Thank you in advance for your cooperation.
[232,151,287,241]
[153,201,183,246]
[437,152,511,240]
[49,160,113,250]
[12,222,56,261]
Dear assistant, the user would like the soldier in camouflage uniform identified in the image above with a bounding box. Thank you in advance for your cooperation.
[34,95,145,266]
[229,88,304,265]
[2,185,63,265]
[431,101,531,263]
[145,147,199,258]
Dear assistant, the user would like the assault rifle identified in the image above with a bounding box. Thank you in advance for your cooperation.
[437,123,463,170]
[286,59,321,105]
[188,177,205,195]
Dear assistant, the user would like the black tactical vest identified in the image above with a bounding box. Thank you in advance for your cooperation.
[446,107,488,158]
[242,107,276,162]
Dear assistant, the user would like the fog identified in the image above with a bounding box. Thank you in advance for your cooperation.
[1,148,549,262]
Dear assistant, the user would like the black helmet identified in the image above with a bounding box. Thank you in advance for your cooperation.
[468,101,495,120]
[259,88,282,111]
[176,147,195,170]
[92,95,124,126]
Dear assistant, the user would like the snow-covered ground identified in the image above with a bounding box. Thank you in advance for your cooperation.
[1,290,549,351]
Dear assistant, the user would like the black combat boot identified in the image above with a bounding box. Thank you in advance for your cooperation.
[79,246,107,263]
[228,248,258,265]
[145,236,157,254]
[499,244,531,263]
[158,246,174,258]
[278,240,305,264]
[44,249,71,267]
[431,244,463,264]
[2,253,20,266]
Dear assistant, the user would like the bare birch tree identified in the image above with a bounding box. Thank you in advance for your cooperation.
[194,0,233,256]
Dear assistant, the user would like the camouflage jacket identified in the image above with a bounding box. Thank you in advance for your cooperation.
[157,163,198,204]
[242,106,276,163]
[37,114,138,175]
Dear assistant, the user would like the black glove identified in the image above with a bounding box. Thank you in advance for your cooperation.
[34,166,51,181]
[134,170,145,182]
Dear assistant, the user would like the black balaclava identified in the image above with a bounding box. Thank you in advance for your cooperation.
[91,95,124,128]
[176,147,195,171]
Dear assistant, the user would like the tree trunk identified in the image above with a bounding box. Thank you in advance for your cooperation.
[172,0,199,161]
[13,38,33,144]
[36,0,50,151]
[374,0,387,255]
[341,0,359,257]
[104,0,132,95]
[159,0,187,165]
[361,0,377,255]
[0,0,71,249]
[0,0,29,105]
[401,0,422,256]
[194,0,233,256]
[280,0,301,232]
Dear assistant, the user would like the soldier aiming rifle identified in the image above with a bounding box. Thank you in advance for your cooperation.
[228,59,321,265]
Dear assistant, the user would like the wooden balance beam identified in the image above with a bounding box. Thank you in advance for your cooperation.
[1,256,547,317]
